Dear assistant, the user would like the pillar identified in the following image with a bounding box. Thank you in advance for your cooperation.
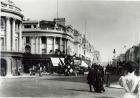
[46,37,48,54]
[12,19,15,51]
[6,17,11,51]
[53,37,55,54]
[65,39,68,55]
[35,37,38,54]
[19,22,22,52]
[22,37,26,52]
[31,37,35,54]
[38,37,41,54]
[6,57,12,76]
[60,38,62,52]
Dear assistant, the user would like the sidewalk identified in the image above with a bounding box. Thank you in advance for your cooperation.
[109,82,123,89]
[0,73,85,79]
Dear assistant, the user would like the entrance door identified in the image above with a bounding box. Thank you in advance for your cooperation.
[0,58,7,76]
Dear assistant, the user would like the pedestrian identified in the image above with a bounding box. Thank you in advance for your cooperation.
[119,61,139,98]
[87,65,96,92]
[38,64,42,77]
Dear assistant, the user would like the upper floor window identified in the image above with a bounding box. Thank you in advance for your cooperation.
[56,37,60,45]
[33,25,36,28]
[26,37,30,43]
[41,37,46,44]
[24,25,31,28]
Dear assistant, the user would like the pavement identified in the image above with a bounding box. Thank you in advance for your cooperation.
[0,74,124,98]
[0,73,122,88]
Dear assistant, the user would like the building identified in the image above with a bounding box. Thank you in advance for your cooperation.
[93,50,101,64]
[73,30,100,65]
[22,19,74,73]
[0,0,24,76]
[125,45,140,64]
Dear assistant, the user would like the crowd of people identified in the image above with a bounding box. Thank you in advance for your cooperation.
[87,64,105,93]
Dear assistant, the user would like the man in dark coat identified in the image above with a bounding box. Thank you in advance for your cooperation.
[95,65,105,93]
[87,65,96,92]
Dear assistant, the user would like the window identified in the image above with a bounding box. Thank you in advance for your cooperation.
[24,25,31,28]
[26,37,30,43]
[84,50,85,55]
[56,37,60,44]
[33,25,36,28]
[0,37,4,50]
[1,18,6,30]
[47,37,53,54]
[42,49,46,54]
[41,37,46,44]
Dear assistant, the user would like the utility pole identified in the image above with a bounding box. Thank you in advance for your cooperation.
[137,32,139,45]
[85,20,87,37]
[57,0,59,19]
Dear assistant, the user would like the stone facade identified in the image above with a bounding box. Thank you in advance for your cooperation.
[0,0,24,76]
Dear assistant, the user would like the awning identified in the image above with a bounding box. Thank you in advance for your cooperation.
[80,61,89,67]
[51,57,64,66]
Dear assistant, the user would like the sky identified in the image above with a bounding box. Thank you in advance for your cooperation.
[12,0,140,62]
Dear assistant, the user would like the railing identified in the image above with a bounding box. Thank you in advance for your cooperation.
[1,2,21,13]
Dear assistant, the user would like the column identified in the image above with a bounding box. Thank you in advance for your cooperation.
[12,19,15,51]
[19,22,22,52]
[31,37,35,54]
[22,37,26,52]
[46,37,47,54]
[34,37,36,54]
[53,37,55,54]
[35,37,38,54]
[65,39,68,55]
[60,38,62,52]
[64,39,66,54]
[39,37,42,54]
[6,17,11,51]
[59,37,61,51]
[6,57,12,76]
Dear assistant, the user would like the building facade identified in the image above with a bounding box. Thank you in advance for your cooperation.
[0,0,24,76]
[22,19,75,72]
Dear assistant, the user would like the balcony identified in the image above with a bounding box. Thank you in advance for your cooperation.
[1,1,22,15]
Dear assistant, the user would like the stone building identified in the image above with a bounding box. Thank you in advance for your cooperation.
[22,19,74,72]
[0,0,24,76]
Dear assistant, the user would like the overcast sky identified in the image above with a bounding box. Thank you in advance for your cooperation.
[13,0,140,62]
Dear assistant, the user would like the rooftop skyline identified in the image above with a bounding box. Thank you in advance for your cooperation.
[13,0,140,62]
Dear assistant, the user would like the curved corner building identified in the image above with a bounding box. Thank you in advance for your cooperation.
[0,0,24,76]
[22,18,74,73]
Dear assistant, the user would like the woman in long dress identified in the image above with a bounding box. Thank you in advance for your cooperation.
[119,62,140,98]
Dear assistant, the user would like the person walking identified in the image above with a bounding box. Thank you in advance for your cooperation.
[119,61,139,98]
[87,65,96,92]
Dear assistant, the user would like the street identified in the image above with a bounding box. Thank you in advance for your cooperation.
[0,76,124,98]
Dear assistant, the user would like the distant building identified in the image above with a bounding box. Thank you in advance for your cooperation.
[0,0,24,76]
[125,45,139,63]
[22,19,74,72]
[116,44,140,65]
[117,53,125,62]
[93,50,101,64]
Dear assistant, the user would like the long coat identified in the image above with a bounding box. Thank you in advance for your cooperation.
[87,68,96,84]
